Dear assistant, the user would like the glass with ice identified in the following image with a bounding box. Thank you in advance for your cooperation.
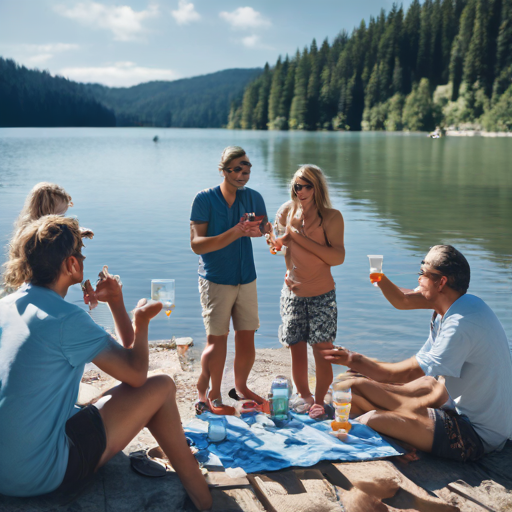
[151,279,175,313]
[367,255,383,286]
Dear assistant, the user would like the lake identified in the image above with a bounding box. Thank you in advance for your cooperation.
[1,128,511,365]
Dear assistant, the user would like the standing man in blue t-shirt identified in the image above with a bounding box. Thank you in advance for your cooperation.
[190,146,270,415]
[322,245,512,462]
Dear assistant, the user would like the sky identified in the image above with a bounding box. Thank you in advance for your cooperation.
[0,0,414,88]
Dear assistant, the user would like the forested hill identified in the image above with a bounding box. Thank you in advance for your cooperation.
[0,58,115,127]
[229,0,512,132]
[86,68,262,128]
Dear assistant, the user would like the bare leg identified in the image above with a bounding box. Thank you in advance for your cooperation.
[95,375,212,511]
[312,342,334,405]
[233,330,264,403]
[290,342,314,403]
[350,376,448,413]
[365,407,435,453]
[197,333,228,402]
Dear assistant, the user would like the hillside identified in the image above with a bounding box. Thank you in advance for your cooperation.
[229,0,512,132]
[86,68,262,128]
[0,58,115,128]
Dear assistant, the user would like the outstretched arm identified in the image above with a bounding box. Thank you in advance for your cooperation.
[190,219,262,255]
[376,275,431,310]
[320,345,424,384]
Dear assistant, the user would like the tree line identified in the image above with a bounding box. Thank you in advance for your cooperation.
[0,58,116,128]
[228,0,512,132]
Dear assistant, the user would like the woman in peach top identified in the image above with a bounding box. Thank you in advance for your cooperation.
[272,165,345,418]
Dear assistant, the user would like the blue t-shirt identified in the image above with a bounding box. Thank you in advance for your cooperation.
[0,284,110,497]
[190,186,267,285]
[416,294,512,452]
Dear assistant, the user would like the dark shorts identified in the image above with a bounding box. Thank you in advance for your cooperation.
[429,408,485,462]
[278,287,337,347]
[57,404,107,491]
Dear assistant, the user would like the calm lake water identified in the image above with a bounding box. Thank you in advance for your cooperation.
[1,128,511,365]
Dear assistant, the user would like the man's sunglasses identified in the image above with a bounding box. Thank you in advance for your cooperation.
[418,268,443,279]
[293,183,313,193]
[225,161,252,174]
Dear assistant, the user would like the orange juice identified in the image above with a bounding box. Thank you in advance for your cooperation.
[331,420,352,432]
[370,272,383,283]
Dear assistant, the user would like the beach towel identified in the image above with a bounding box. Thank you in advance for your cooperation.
[185,412,403,473]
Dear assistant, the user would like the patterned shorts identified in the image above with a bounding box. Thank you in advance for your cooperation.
[278,287,337,347]
[428,408,485,462]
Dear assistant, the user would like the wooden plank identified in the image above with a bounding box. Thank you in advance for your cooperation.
[447,479,512,512]
[205,472,251,490]
[211,488,265,512]
[248,471,342,512]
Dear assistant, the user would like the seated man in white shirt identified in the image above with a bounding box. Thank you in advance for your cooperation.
[322,245,512,461]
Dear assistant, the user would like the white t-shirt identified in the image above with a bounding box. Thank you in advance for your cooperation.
[416,294,512,452]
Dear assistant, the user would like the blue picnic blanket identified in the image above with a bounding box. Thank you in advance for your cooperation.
[185,412,403,473]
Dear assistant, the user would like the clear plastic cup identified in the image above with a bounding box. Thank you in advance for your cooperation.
[367,255,383,287]
[151,279,175,309]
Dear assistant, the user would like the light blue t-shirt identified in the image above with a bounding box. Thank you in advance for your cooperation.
[416,294,512,452]
[190,186,267,285]
[0,284,110,497]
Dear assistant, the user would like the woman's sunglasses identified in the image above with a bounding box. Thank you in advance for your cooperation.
[293,183,313,193]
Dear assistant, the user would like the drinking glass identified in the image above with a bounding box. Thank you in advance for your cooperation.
[151,279,175,310]
[367,255,383,287]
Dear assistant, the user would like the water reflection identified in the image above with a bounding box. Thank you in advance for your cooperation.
[0,129,510,362]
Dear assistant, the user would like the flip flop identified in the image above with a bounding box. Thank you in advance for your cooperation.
[195,401,210,415]
[229,388,270,413]
[309,403,328,421]
[129,449,173,477]
[289,396,313,414]
[208,398,236,416]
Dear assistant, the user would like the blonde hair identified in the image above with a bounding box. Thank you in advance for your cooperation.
[3,216,84,289]
[218,146,246,172]
[288,164,332,223]
[14,182,72,232]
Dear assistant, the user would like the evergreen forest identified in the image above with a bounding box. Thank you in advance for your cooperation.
[228,0,512,132]
[86,68,262,128]
[0,58,116,127]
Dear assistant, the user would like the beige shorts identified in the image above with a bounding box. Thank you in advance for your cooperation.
[198,277,259,336]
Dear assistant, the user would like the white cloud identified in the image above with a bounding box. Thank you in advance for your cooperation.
[54,2,159,41]
[58,61,180,87]
[242,35,259,48]
[171,0,200,25]
[219,7,271,30]
[0,43,80,67]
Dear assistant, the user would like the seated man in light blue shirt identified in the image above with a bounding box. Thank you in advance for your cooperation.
[322,245,512,461]
[0,216,211,511]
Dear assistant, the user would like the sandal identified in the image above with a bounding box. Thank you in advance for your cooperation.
[309,403,328,421]
[129,449,173,477]
[195,401,210,415]
[229,387,271,413]
[289,395,313,414]
[208,397,236,416]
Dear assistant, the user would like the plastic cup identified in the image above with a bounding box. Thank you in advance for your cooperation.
[367,255,383,287]
[151,279,175,309]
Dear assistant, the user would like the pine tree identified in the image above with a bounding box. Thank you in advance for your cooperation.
[268,57,283,128]
[289,48,309,129]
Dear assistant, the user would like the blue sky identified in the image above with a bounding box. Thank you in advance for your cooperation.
[0,1,414,87]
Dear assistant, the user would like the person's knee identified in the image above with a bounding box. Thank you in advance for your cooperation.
[147,374,176,398]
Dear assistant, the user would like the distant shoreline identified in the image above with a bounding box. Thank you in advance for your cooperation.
[444,130,512,138]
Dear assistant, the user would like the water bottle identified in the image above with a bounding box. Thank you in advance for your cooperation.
[331,383,352,433]
[208,416,227,442]
[269,375,291,420]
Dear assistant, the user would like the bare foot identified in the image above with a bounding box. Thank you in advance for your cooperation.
[133,298,162,324]
[234,386,266,405]
[393,440,420,464]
